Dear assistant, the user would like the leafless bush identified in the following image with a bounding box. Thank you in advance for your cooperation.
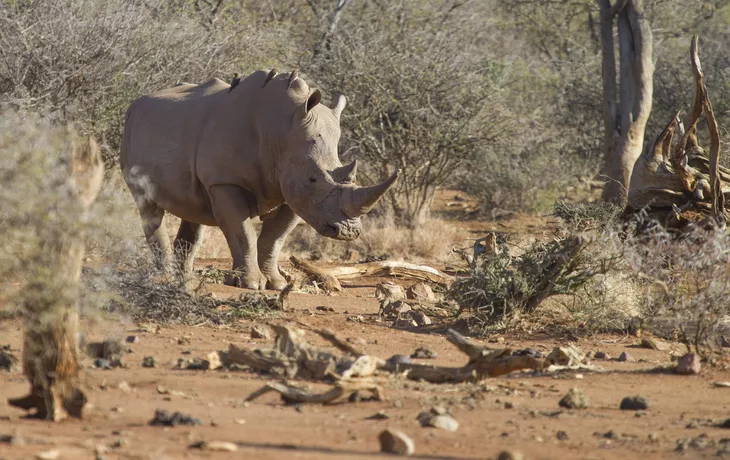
[623,221,730,358]
[0,0,282,162]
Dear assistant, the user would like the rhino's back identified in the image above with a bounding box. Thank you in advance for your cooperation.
[121,79,229,224]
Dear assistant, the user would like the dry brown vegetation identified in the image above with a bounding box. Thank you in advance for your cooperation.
[2,1,730,459]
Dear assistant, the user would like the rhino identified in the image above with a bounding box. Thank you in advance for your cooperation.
[120,69,399,290]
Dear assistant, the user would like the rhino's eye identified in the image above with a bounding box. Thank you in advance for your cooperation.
[309,177,317,183]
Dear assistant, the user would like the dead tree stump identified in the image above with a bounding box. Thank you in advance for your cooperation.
[8,137,104,421]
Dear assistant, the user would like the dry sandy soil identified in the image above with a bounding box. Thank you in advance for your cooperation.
[2,199,730,460]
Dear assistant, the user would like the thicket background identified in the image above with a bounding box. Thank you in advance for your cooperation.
[1,0,729,225]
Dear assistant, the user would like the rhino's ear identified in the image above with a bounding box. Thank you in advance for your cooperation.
[299,89,322,118]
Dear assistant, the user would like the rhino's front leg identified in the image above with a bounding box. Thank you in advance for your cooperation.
[258,205,300,290]
[208,185,265,290]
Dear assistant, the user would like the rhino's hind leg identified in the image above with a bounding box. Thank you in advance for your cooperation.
[258,205,300,290]
[173,220,205,280]
[138,202,172,271]
[208,184,265,290]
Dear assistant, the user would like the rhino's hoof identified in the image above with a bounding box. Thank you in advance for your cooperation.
[224,273,263,290]
[266,277,288,291]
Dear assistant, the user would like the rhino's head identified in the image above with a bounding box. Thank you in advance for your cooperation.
[265,72,399,241]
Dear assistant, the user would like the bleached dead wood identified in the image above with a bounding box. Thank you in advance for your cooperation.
[289,256,454,288]
[628,35,727,225]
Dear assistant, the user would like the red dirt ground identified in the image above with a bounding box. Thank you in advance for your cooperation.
[2,206,730,460]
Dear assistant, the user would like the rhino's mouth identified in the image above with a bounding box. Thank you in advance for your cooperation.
[320,218,362,241]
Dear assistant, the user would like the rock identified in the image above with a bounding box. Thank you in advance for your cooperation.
[315,306,335,312]
[0,434,25,446]
[94,359,113,370]
[142,356,157,368]
[340,355,379,379]
[125,335,139,344]
[366,410,390,420]
[406,283,436,301]
[35,450,60,460]
[386,355,411,367]
[557,430,569,441]
[375,282,406,301]
[410,347,437,359]
[177,357,207,370]
[641,337,670,351]
[408,310,432,327]
[497,450,524,460]
[393,316,418,328]
[547,345,586,366]
[417,410,459,432]
[189,441,238,452]
[620,396,649,411]
[149,409,202,426]
[617,351,634,362]
[382,301,412,317]
[594,351,610,360]
[676,353,701,375]
[118,381,132,393]
[713,381,730,388]
[378,429,415,456]
[0,345,18,371]
[558,388,589,409]
[204,351,223,371]
[250,325,270,340]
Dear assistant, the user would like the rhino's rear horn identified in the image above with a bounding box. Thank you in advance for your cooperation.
[342,169,401,218]
[333,160,357,184]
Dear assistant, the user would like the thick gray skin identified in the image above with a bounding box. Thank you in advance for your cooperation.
[120,70,397,290]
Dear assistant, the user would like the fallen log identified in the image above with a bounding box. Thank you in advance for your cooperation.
[289,256,454,288]
[246,380,386,404]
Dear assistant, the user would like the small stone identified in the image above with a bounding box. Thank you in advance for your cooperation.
[676,353,701,375]
[94,359,112,370]
[559,388,589,409]
[378,429,415,456]
[382,301,411,317]
[150,409,202,426]
[418,413,459,432]
[347,315,365,323]
[315,306,335,312]
[713,381,730,388]
[620,396,649,411]
[618,352,634,362]
[393,316,418,328]
[250,326,270,340]
[557,430,569,441]
[497,450,524,460]
[125,335,139,344]
[594,351,610,360]
[142,356,157,368]
[375,282,406,301]
[366,410,390,420]
[189,441,238,452]
[177,357,207,370]
[204,351,223,371]
[496,337,505,344]
[641,337,670,351]
[118,381,132,393]
[504,401,514,409]
[35,450,60,460]
[234,419,246,425]
[406,283,436,301]
[408,311,432,327]
[386,355,411,367]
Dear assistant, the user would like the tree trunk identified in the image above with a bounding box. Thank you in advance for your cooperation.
[8,137,104,421]
[598,0,653,204]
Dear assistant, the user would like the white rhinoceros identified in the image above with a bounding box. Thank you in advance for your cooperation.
[120,69,399,290]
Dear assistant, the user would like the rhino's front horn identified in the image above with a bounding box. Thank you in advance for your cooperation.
[342,169,401,218]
